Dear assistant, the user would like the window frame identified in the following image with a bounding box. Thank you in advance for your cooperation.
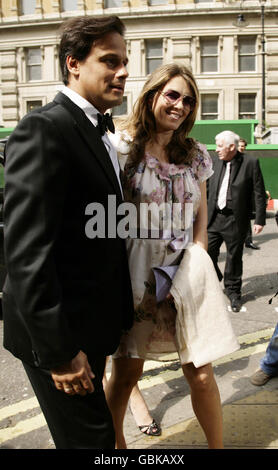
[26,100,43,114]
[238,35,257,73]
[200,93,219,120]
[200,37,219,73]
[149,0,168,5]
[21,96,46,119]
[238,92,257,119]
[26,48,42,82]
[145,39,163,76]
[104,0,123,7]
[20,0,36,15]
[61,0,79,11]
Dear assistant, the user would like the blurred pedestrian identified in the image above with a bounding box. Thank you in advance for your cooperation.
[238,138,260,250]
[250,219,278,386]
[250,323,278,385]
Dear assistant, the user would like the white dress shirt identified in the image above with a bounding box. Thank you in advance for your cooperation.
[217,161,231,210]
[61,86,123,196]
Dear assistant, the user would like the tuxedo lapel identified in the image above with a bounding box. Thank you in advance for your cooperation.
[119,169,124,187]
[54,92,123,200]
[76,120,123,201]
[213,158,224,197]
[230,152,243,185]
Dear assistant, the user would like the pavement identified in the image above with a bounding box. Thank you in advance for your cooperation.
[0,213,278,452]
[122,332,278,450]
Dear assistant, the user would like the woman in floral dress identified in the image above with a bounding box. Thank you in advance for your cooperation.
[106,63,230,449]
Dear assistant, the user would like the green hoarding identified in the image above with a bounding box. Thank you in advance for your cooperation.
[1,120,278,198]
[189,119,259,145]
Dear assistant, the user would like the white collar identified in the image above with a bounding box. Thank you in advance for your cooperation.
[60,87,122,196]
[61,86,100,125]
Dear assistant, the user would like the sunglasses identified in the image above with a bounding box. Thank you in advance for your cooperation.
[160,90,196,111]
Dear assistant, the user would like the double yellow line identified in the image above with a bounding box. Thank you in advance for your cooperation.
[0,396,46,444]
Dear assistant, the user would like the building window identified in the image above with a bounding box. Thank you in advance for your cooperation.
[239,93,256,119]
[200,38,218,73]
[61,0,78,10]
[26,48,42,81]
[201,94,218,120]
[27,101,43,113]
[146,40,163,75]
[149,0,167,5]
[20,0,36,15]
[104,0,123,7]
[112,97,128,116]
[238,36,256,72]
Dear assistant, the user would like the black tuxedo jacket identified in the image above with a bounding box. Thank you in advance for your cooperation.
[3,92,134,369]
[207,151,266,235]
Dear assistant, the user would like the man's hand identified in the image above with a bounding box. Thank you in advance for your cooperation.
[51,350,95,396]
[253,224,264,235]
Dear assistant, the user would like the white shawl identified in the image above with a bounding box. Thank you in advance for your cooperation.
[170,243,239,367]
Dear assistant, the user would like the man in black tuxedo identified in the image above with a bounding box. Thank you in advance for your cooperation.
[3,16,133,449]
[238,137,260,250]
[207,130,266,312]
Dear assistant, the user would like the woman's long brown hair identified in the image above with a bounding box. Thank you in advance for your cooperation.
[119,63,201,172]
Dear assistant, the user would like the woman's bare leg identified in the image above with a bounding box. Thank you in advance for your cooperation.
[129,383,153,428]
[105,357,144,449]
[104,360,158,435]
[182,362,223,449]
[102,356,110,390]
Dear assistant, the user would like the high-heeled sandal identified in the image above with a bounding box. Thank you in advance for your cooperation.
[138,419,161,436]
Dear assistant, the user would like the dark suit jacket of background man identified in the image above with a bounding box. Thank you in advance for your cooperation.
[207,151,266,236]
[3,92,134,370]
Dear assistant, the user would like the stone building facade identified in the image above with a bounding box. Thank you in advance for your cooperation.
[0,0,278,129]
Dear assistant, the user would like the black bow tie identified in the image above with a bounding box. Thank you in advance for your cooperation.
[97,113,115,136]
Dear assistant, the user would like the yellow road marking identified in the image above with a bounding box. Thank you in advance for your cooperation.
[0,396,39,421]
[0,413,46,444]
[213,342,269,366]
[237,327,274,345]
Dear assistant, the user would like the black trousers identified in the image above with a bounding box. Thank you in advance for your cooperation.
[23,354,115,449]
[208,211,246,298]
[245,221,253,245]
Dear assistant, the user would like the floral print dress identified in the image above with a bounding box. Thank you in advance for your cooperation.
[113,139,213,362]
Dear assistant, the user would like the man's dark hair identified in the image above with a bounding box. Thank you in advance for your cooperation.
[239,138,248,147]
[59,15,125,85]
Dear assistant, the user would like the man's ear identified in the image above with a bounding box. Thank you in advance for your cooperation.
[66,56,80,77]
